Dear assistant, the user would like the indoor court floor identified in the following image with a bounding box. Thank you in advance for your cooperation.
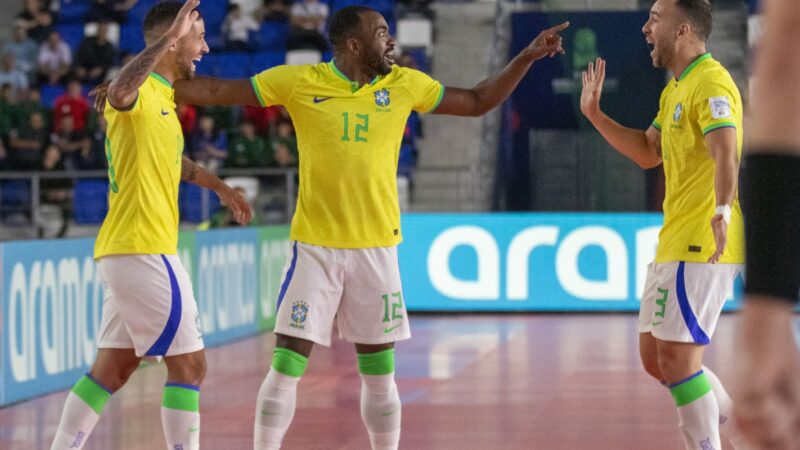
[1,314,748,449]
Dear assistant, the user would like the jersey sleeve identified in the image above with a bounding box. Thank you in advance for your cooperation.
[250,65,300,107]
[651,87,668,131]
[106,85,146,115]
[402,67,445,113]
[693,80,739,136]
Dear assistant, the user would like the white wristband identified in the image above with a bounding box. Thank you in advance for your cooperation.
[715,204,732,224]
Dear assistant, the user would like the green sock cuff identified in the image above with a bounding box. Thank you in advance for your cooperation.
[272,348,309,377]
[72,375,112,415]
[669,371,712,407]
[357,349,395,375]
[162,384,200,412]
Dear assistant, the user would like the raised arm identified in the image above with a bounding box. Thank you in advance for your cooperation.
[181,155,252,224]
[705,127,738,264]
[580,58,662,169]
[107,0,200,109]
[433,22,569,117]
[173,77,261,106]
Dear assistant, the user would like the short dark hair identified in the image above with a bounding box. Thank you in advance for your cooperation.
[328,6,376,48]
[143,1,201,38]
[675,0,712,41]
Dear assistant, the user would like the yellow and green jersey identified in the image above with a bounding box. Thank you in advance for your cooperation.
[95,73,184,259]
[651,53,744,263]
[251,61,444,248]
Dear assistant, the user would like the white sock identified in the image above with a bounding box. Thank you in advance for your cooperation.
[161,384,200,450]
[254,369,301,450]
[50,392,101,449]
[360,373,401,450]
[702,366,749,449]
[671,371,721,450]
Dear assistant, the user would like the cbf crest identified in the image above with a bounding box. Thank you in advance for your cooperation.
[673,103,683,123]
[374,89,390,107]
[290,301,309,329]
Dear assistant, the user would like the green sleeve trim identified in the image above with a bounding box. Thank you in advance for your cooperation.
[702,121,736,135]
[669,372,712,407]
[250,76,267,107]
[357,348,395,375]
[162,386,200,412]
[272,347,309,377]
[72,375,112,415]
[651,120,661,131]
[426,84,445,113]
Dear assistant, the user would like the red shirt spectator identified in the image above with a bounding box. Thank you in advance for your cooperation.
[177,103,197,136]
[243,105,285,136]
[53,80,90,133]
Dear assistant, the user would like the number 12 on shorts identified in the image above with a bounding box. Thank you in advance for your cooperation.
[382,291,404,323]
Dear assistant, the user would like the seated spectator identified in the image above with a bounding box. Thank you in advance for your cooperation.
[104,51,133,82]
[243,104,285,136]
[226,121,269,168]
[177,103,197,136]
[40,144,72,238]
[202,105,236,132]
[53,79,90,133]
[2,23,38,78]
[79,114,108,170]
[222,3,259,52]
[0,53,29,98]
[268,118,298,167]
[16,88,50,131]
[16,0,53,43]
[396,0,436,21]
[74,21,117,85]
[38,31,72,85]
[0,84,16,147]
[9,110,48,170]
[256,0,292,22]
[189,116,227,173]
[51,115,86,170]
[88,0,137,24]
[287,0,329,52]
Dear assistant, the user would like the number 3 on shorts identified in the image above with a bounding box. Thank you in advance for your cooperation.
[382,291,404,323]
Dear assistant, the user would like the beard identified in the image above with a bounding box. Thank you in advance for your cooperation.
[178,61,195,81]
[365,50,392,76]
[652,42,675,69]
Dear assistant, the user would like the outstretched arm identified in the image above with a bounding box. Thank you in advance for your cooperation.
[433,22,569,117]
[181,155,252,224]
[173,77,261,106]
[107,0,200,109]
[580,58,662,169]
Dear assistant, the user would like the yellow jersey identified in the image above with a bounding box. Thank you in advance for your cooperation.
[95,73,184,259]
[251,61,444,248]
[651,53,744,263]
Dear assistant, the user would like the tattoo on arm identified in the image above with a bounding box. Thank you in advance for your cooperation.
[110,36,176,107]
[181,156,198,181]
[654,138,662,158]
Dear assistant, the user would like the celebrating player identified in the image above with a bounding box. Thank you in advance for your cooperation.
[50,2,251,449]
[580,1,746,448]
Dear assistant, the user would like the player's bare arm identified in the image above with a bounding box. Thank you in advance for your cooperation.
[580,58,662,169]
[107,0,200,109]
[704,127,738,264]
[180,155,253,224]
[433,22,569,117]
[173,77,261,106]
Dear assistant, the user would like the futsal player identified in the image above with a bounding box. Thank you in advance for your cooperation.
[160,6,567,449]
[580,1,746,448]
[734,0,800,447]
[50,2,251,449]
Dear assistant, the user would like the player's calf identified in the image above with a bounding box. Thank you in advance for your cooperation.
[254,345,310,450]
[161,350,206,450]
[357,346,401,450]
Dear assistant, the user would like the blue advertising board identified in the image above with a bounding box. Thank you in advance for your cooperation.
[399,213,743,311]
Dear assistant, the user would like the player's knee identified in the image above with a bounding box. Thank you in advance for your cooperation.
[92,363,137,392]
[656,347,692,382]
[639,355,663,381]
[166,352,207,385]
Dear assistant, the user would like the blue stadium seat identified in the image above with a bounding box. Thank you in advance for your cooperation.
[1,181,31,208]
[40,84,66,109]
[126,0,159,27]
[119,23,145,53]
[254,21,288,52]
[55,24,84,54]
[180,182,221,223]
[72,179,109,224]
[212,53,251,79]
[59,0,90,23]
[194,57,214,77]
[251,51,285,73]
[198,1,228,35]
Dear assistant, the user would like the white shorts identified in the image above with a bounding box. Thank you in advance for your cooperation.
[638,261,743,344]
[273,241,411,347]
[96,254,204,357]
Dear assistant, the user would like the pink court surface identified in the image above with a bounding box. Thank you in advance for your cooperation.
[1,314,746,449]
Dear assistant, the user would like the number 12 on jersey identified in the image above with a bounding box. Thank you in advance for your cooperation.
[341,112,369,143]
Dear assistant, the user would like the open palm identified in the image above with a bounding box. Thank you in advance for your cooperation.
[580,58,606,119]
[165,0,201,41]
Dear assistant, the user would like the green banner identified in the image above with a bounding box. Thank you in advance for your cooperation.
[258,226,291,331]
[178,231,196,282]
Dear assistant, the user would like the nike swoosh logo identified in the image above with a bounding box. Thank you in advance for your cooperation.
[161,109,169,116]
[187,427,199,432]
[313,96,333,103]
[382,407,400,416]
[384,324,402,334]
[262,410,281,416]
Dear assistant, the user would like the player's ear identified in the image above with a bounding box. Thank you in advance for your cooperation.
[677,22,691,39]
[346,38,360,55]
